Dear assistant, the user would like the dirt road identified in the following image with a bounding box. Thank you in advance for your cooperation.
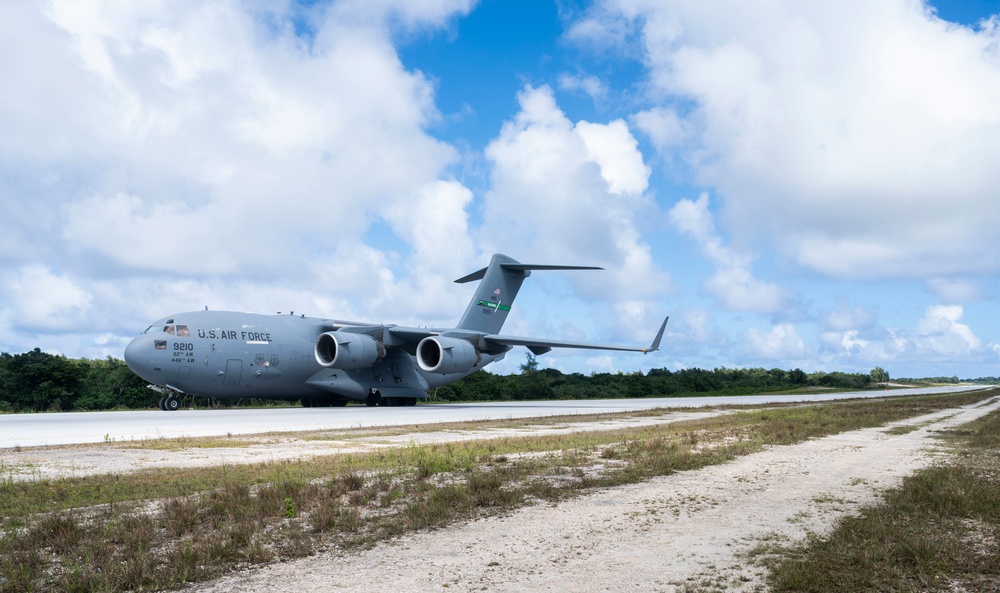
[184,396,1000,593]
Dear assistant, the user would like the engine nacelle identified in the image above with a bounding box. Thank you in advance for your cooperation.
[314,331,385,369]
[417,336,481,375]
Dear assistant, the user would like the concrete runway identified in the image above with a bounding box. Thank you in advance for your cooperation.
[0,385,989,448]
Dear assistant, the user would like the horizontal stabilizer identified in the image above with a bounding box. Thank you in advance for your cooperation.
[455,263,603,284]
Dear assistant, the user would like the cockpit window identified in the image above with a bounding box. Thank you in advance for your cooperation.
[144,324,189,336]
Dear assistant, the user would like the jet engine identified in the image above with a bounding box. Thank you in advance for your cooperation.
[417,336,481,375]
[314,331,385,369]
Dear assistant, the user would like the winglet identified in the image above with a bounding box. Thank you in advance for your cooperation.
[642,316,669,354]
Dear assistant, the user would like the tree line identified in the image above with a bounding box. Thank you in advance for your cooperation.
[430,355,893,402]
[0,349,154,412]
[0,347,980,413]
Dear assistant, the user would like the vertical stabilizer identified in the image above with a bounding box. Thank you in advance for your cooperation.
[454,254,602,334]
[455,254,526,334]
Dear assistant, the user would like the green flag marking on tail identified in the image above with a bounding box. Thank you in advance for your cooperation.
[477,300,512,312]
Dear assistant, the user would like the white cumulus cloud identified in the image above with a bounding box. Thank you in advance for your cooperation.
[741,323,808,361]
[0,0,477,357]
[558,72,608,103]
[914,304,983,357]
[5,266,92,330]
[482,85,667,300]
[576,0,1000,280]
[480,84,669,346]
[668,193,787,313]
[817,302,991,373]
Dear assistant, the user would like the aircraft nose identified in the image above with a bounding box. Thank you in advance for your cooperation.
[123,336,144,373]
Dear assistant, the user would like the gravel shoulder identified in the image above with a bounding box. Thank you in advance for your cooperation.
[0,410,728,481]
[182,396,1000,593]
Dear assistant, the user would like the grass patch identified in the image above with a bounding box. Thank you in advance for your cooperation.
[0,389,994,592]
[763,399,1000,592]
[119,435,272,450]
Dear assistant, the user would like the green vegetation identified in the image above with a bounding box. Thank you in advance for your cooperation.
[0,347,993,412]
[763,403,1000,592]
[868,365,889,383]
[0,347,904,412]
[433,358,888,402]
[0,390,993,592]
[0,349,151,412]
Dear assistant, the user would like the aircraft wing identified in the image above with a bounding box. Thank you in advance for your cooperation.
[484,316,668,356]
[386,327,439,341]
[385,317,667,356]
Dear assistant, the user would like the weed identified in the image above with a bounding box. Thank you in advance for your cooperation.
[1,389,994,593]
[336,507,362,533]
[347,490,365,507]
[2,558,42,592]
[162,496,200,537]
[811,494,847,504]
[599,447,619,459]
[765,406,1000,592]
[28,511,85,554]
[340,471,365,492]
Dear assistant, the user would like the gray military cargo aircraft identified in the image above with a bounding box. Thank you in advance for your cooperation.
[124,253,668,410]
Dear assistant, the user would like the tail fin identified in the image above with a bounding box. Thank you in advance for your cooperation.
[454,253,602,334]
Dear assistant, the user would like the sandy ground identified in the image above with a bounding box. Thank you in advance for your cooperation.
[4,396,996,591]
[177,395,1000,593]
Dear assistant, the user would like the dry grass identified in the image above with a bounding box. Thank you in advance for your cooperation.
[0,390,994,593]
[761,395,1000,592]
[117,434,273,450]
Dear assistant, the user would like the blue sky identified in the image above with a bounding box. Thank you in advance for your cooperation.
[1,0,999,379]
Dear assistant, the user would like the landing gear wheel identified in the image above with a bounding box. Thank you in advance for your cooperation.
[164,396,181,411]
[301,398,313,408]
[405,397,417,406]
[158,397,167,411]
[366,391,380,407]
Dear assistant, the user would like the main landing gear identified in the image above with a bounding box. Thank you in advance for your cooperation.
[366,389,417,407]
[301,391,419,408]
[300,397,349,408]
[158,395,181,411]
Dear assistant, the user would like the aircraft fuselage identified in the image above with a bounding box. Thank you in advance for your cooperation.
[123,254,666,410]
[124,310,497,407]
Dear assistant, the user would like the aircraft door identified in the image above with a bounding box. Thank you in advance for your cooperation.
[224,359,243,386]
